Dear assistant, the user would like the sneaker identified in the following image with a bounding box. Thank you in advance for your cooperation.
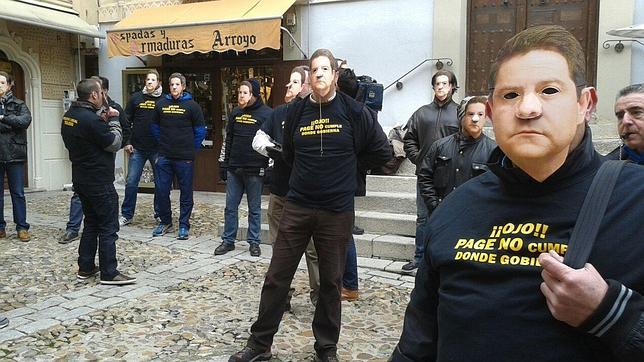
[249,244,261,257]
[77,267,100,280]
[59,231,79,244]
[17,230,30,242]
[152,223,173,237]
[214,242,235,255]
[352,225,365,235]
[0,229,5,239]
[341,287,359,302]
[401,261,418,273]
[119,216,132,227]
[228,346,272,362]
[314,352,339,362]
[177,227,189,240]
[0,316,8,329]
[100,273,137,285]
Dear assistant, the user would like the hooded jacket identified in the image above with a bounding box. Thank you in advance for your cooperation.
[392,127,644,362]
[151,92,206,160]
[0,91,32,162]
[224,97,272,172]
[125,88,163,152]
[417,132,496,211]
[403,97,459,173]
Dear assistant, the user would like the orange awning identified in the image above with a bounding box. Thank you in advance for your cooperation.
[106,0,295,57]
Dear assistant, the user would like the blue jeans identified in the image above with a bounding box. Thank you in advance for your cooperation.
[414,182,430,262]
[155,156,194,229]
[221,169,263,246]
[74,183,119,280]
[121,150,159,220]
[66,192,83,233]
[0,162,29,231]
[342,236,358,290]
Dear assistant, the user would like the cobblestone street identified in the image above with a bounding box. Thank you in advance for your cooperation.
[1,190,413,361]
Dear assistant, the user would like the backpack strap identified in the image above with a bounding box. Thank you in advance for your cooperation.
[563,160,627,269]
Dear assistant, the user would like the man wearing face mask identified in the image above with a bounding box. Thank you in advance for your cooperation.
[61,78,135,285]
[0,71,32,242]
[216,78,272,257]
[151,73,206,240]
[119,69,164,226]
[417,96,496,211]
[402,70,460,273]
[606,84,644,164]
[229,49,390,362]
[252,66,321,307]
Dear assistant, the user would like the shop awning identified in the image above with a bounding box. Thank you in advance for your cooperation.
[0,0,103,38]
[106,0,296,58]
[607,24,644,38]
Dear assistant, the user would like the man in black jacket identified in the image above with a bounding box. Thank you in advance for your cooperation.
[61,78,135,285]
[230,49,391,362]
[0,71,32,242]
[391,25,644,361]
[417,96,496,211]
[402,70,459,273]
[119,69,164,226]
[605,83,643,164]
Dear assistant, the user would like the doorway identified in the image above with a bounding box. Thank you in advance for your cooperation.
[1,50,28,189]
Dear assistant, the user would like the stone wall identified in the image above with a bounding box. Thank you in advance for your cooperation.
[6,22,76,100]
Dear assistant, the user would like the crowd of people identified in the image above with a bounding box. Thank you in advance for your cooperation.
[1,25,642,360]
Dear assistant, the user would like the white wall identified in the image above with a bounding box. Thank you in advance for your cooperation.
[632,1,644,84]
[40,100,71,190]
[296,0,434,128]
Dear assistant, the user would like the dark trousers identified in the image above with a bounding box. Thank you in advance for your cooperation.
[155,156,194,229]
[248,201,353,356]
[74,183,119,280]
[66,192,83,233]
[0,161,29,231]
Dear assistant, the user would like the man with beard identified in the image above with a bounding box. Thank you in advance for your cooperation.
[606,83,644,164]
[61,78,135,285]
[229,49,390,362]
[402,70,459,273]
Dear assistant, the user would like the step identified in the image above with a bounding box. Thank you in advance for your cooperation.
[366,174,416,193]
[355,191,416,214]
[217,222,416,261]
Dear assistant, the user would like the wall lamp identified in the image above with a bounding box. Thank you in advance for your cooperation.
[603,39,644,53]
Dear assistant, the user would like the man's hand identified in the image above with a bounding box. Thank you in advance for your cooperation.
[107,107,119,118]
[539,250,608,327]
[124,145,134,154]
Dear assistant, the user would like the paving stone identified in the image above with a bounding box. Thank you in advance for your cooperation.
[64,286,102,299]
[3,316,30,328]
[357,257,392,270]
[92,285,139,298]
[56,306,94,321]
[3,307,35,319]
[146,263,175,274]
[24,306,68,321]
[198,263,226,274]
[401,282,415,289]
[399,275,416,283]
[92,297,126,310]
[119,286,158,300]
[0,329,25,344]
[370,276,404,286]
[368,270,402,280]
[15,318,60,334]
[27,296,68,311]
[63,295,102,310]
[384,261,408,274]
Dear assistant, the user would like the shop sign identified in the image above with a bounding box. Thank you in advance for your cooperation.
[107,18,281,57]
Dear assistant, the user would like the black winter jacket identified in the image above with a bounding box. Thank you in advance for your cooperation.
[0,92,32,162]
[391,127,644,362]
[124,91,161,151]
[224,98,272,172]
[418,132,496,211]
[403,97,459,173]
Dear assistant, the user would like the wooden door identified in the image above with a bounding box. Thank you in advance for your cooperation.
[466,0,598,95]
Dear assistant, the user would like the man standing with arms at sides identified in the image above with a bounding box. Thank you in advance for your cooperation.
[402,70,459,273]
[606,83,644,164]
[215,79,271,257]
[0,71,32,242]
[417,96,496,211]
[151,73,205,240]
[252,65,320,307]
[120,69,164,226]
[61,78,135,285]
[229,49,391,362]
[391,25,644,361]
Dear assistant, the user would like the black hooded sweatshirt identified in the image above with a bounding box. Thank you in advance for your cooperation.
[392,127,644,362]
[224,98,272,172]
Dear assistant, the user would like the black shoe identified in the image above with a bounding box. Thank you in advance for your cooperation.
[314,352,339,362]
[228,346,272,362]
[249,244,261,257]
[352,225,364,235]
[214,242,235,255]
[401,261,418,273]
[77,267,100,280]
[60,231,79,244]
[100,273,137,285]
